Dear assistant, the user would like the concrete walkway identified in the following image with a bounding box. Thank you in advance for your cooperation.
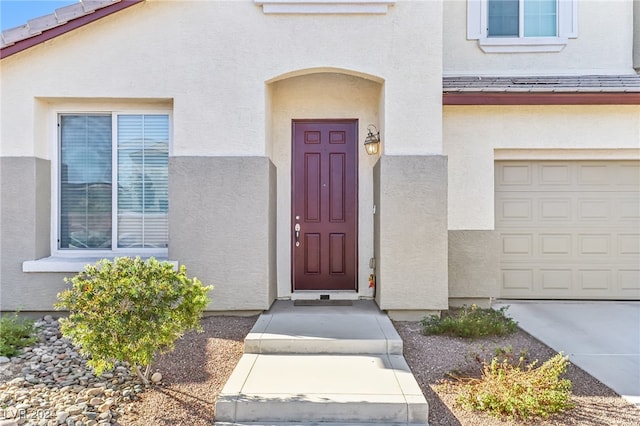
[215,301,428,425]
[493,301,640,407]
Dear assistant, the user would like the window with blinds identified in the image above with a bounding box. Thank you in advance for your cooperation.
[59,113,169,251]
[488,0,557,38]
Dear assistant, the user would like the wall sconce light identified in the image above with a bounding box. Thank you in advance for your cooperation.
[364,124,381,155]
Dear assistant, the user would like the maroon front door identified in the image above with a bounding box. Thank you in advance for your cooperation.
[292,120,358,291]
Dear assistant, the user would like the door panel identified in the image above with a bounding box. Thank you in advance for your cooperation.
[293,120,358,291]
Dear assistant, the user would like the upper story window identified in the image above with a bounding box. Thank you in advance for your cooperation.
[488,0,556,37]
[468,0,577,53]
[57,113,169,255]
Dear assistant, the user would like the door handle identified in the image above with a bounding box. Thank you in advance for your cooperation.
[294,223,301,247]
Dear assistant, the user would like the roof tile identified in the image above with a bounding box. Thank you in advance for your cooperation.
[1,0,124,49]
[443,75,640,93]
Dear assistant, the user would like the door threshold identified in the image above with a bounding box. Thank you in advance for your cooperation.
[293,299,353,306]
[290,291,360,301]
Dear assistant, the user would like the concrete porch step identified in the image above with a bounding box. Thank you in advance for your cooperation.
[244,301,403,355]
[215,353,428,424]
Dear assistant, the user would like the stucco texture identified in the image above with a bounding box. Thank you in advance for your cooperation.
[444,0,635,75]
[0,157,69,311]
[444,105,640,230]
[374,155,449,314]
[168,156,277,312]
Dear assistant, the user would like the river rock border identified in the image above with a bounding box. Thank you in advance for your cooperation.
[1,316,150,426]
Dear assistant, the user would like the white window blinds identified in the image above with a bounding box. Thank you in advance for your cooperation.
[117,115,169,248]
[59,113,169,251]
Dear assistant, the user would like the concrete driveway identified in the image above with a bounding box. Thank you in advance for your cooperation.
[493,301,640,407]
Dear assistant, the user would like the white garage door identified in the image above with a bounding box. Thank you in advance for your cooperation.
[496,161,640,300]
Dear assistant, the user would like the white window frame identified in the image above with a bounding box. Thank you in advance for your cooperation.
[50,109,172,259]
[467,0,578,53]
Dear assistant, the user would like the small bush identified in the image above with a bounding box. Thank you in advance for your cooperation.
[442,353,573,420]
[0,312,37,357]
[421,304,518,338]
[56,257,212,385]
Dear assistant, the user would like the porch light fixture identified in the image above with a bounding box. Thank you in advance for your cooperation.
[364,124,381,155]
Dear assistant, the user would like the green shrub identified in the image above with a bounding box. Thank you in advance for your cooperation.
[56,257,212,385]
[0,312,37,357]
[443,353,573,420]
[421,304,518,338]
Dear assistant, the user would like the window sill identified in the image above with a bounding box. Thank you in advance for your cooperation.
[478,37,568,53]
[23,256,178,273]
[254,0,395,14]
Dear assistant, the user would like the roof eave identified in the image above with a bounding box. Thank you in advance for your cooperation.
[0,0,144,60]
[443,92,640,105]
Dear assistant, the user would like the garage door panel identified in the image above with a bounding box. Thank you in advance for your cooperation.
[578,198,610,220]
[540,198,572,220]
[499,164,532,186]
[618,163,640,186]
[620,270,640,291]
[498,198,533,221]
[619,198,640,220]
[619,234,640,256]
[578,269,611,290]
[578,234,611,256]
[502,269,534,290]
[541,269,572,290]
[540,234,571,255]
[502,234,533,255]
[497,160,639,300]
[540,164,572,185]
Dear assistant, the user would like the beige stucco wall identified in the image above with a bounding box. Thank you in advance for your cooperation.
[0,0,444,310]
[169,157,276,312]
[444,105,640,231]
[374,155,449,318]
[0,157,70,311]
[1,0,442,158]
[444,0,636,75]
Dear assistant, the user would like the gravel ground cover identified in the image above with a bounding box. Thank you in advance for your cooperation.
[1,314,639,425]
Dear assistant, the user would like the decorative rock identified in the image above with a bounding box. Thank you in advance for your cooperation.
[0,316,148,426]
[44,315,53,322]
[56,411,70,424]
[86,388,103,397]
[66,405,82,416]
[150,372,162,384]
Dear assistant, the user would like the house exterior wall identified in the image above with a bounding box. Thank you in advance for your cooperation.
[169,157,276,312]
[444,0,635,75]
[374,155,449,320]
[444,105,640,304]
[0,157,70,311]
[0,0,445,312]
[444,105,640,231]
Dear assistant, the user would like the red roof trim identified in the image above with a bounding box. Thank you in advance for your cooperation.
[1,0,144,59]
[443,92,640,105]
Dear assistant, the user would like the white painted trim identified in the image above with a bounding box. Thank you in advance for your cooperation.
[494,148,640,161]
[467,0,578,51]
[23,256,178,273]
[478,37,568,53]
[255,0,394,14]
